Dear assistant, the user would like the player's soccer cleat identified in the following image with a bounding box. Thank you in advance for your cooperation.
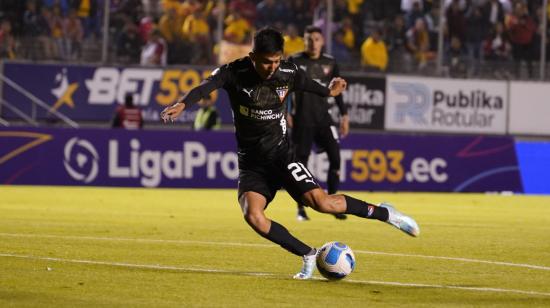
[297,207,310,221]
[333,213,347,220]
[293,249,317,280]
[379,203,420,237]
[334,213,348,220]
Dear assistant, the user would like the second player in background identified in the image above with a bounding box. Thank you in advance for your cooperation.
[288,26,349,221]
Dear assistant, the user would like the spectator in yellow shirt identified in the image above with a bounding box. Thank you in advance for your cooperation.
[283,24,304,57]
[360,28,388,71]
[182,4,212,64]
[341,17,355,49]
[158,8,183,44]
[224,12,252,44]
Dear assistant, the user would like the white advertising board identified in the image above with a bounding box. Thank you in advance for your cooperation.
[385,75,507,134]
[509,82,550,135]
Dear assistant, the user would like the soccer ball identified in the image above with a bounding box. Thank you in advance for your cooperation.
[316,241,356,280]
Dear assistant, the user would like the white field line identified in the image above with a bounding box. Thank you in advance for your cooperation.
[1,232,550,272]
[1,252,550,298]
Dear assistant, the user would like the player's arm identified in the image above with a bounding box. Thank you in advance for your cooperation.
[332,62,349,137]
[294,68,346,97]
[161,67,227,122]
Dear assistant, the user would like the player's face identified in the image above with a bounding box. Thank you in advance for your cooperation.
[250,51,283,80]
[304,32,324,58]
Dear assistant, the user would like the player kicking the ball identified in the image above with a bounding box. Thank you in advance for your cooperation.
[161,27,419,280]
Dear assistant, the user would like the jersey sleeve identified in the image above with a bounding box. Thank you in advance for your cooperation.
[331,62,348,115]
[180,65,229,106]
[293,68,330,97]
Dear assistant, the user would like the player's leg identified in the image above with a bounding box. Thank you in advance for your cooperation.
[238,168,316,279]
[302,189,420,237]
[238,191,310,254]
[292,126,315,221]
[315,125,346,220]
[238,191,317,279]
[282,162,420,237]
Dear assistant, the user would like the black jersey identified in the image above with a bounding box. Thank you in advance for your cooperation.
[289,52,347,126]
[180,56,330,161]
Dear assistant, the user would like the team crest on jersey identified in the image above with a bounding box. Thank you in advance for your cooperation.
[322,65,332,75]
[275,86,289,102]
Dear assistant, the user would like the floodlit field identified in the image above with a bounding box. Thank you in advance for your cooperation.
[1,186,549,307]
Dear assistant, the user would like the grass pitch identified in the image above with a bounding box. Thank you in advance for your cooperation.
[1,186,550,307]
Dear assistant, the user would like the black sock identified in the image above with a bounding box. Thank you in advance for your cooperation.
[264,220,312,256]
[327,168,339,195]
[344,195,389,221]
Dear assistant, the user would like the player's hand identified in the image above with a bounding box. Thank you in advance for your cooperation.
[328,77,347,97]
[160,102,186,123]
[286,114,294,128]
[340,114,350,138]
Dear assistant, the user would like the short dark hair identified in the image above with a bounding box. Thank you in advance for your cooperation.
[253,27,284,54]
[304,25,323,35]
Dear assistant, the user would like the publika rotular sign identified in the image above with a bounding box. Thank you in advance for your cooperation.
[385,76,507,134]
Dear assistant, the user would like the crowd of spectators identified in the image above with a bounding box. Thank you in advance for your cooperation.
[0,0,549,79]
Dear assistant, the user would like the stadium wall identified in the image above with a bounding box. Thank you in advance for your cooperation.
[2,127,549,194]
[1,62,549,193]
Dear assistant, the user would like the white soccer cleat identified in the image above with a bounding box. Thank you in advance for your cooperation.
[293,249,317,280]
[379,203,420,237]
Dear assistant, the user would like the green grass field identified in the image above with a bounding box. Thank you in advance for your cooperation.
[1,186,550,307]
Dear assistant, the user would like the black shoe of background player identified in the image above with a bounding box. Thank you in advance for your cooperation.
[297,208,310,221]
[333,213,347,220]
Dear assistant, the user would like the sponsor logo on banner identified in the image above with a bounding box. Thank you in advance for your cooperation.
[108,139,239,187]
[386,76,507,134]
[2,62,224,123]
[339,74,385,129]
[50,68,79,112]
[63,137,99,183]
[64,137,240,187]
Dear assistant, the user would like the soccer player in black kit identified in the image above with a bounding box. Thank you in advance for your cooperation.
[288,26,349,221]
[161,27,419,280]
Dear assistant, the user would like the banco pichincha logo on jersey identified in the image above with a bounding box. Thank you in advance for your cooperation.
[63,137,99,183]
[388,78,505,133]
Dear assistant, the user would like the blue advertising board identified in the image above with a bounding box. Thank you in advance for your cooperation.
[515,141,550,194]
[1,62,233,124]
[0,127,523,193]
[1,62,386,128]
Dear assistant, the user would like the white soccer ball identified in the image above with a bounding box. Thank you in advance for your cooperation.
[316,241,356,280]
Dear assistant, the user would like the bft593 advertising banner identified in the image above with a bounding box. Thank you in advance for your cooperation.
[1,62,233,124]
[0,127,522,193]
[385,75,507,134]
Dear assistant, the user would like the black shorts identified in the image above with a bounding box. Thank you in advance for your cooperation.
[238,150,320,206]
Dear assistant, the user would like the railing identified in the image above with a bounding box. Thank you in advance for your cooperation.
[0,73,79,128]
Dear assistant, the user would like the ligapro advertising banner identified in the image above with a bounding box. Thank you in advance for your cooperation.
[385,75,507,134]
[0,127,522,192]
[1,62,233,124]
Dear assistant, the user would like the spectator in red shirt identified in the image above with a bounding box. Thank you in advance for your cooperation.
[112,94,143,129]
[506,2,536,78]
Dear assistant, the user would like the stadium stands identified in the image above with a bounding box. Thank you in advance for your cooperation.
[0,0,548,80]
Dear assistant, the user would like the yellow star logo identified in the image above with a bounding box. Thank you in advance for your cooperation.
[49,82,79,112]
